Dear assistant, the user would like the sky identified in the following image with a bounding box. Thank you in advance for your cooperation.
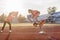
[0,0,60,17]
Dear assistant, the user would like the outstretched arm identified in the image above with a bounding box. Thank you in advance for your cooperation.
[27,15,33,22]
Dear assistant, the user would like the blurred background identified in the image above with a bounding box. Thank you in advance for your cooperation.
[0,0,60,23]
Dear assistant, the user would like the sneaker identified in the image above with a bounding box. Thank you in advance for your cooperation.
[1,30,3,32]
[39,31,45,34]
[9,30,12,32]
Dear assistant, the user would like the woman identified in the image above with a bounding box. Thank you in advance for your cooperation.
[27,9,50,33]
[1,11,18,32]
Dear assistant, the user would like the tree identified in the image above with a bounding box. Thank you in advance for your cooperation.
[47,7,56,14]
[18,14,26,23]
[51,7,56,13]
[0,13,6,22]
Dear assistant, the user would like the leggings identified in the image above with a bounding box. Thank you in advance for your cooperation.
[1,21,11,30]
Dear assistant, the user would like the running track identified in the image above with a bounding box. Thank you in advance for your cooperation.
[0,24,60,40]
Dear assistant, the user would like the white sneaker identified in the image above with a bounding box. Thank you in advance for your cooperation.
[9,30,12,32]
[1,30,3,32]
[39,31,45,34]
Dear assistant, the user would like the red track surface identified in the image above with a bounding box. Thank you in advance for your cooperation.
[0,26,60,40]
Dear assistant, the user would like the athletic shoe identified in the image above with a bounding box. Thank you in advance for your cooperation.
[1,30,3,32]
[39,31,45,34]
[9,30,12,32]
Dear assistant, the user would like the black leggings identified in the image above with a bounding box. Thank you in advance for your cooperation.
[2,21,11,30]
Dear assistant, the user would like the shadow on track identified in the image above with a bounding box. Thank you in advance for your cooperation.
[5,32,11,40]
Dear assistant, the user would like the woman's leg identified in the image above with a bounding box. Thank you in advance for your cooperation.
[1,21,6,30]
[7,22,11,30]
[38,20,45,33]
[1,21,6,32]
[7,22,11,32]
[38,20,45,30]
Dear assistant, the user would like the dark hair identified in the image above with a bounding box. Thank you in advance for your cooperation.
[37,11,40,14]
[28,9,32,11]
